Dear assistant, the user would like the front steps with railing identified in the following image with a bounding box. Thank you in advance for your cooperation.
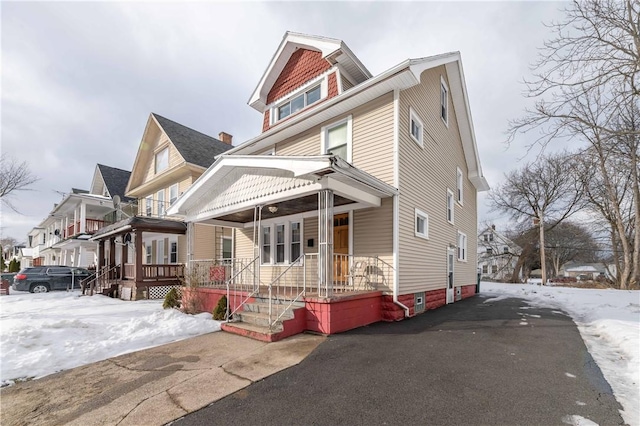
[221,296,307,342]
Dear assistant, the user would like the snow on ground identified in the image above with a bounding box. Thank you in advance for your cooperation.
[482,282,640,426]
[0,290,221,387]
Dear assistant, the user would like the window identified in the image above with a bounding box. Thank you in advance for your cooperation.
[503,246,509,254]
[489,233,494,242]
[457,232,467,261]
[290,222,301,261]
[262,226,271,264]
[157,190,165,217]
[145,245,152,264]
[440,77,449,126]
[414,208,429,239]
[155,147,169,174]
[447,190,454,224]
[456,168,463,204]
[169,184,178,206]
[275,224,285,264]
[486,247,493,255]
[170,241,177,263]
[409,108,423,146]
[492,265,498,274]
[145,196,153,216]
[277,85,322,121]
[482,265,488,274]
[222,237,233,259]
[322,117,352,162]
[483,234,489,242]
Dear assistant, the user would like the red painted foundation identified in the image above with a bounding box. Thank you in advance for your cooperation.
[182,287,253,314]
[304,291,383,334]
[461,284,476,299]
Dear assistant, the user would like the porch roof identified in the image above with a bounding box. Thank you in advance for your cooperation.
[167,155,397,224]
[90,216,187,241]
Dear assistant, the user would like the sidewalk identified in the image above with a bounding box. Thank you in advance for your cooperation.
[0,331,325,426]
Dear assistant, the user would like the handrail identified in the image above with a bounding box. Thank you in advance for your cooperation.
[268,254,305,331]
[226,256,261,321]
[85,264,120,296]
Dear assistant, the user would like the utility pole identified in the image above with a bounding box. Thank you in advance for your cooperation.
[538,208,547,286]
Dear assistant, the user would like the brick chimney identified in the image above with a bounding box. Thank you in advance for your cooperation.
[218,132,233,145]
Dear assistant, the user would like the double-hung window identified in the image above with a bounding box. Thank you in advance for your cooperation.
[222,237,233,260]
[169,184,178,206]
[446,189,454,224]
[440,77,449,126]
[145,196,153,217]
[456,168,463,205]
[457,232,467,261]
[322,116,352,163]
[145,245,152,264]
[157,189,165,217]
[277,85,322,121]
[409,108,423,146]
[415,208,429,239]
[261,221,303,265]
[262,226,271,264]
[275,224,285,264]
[155,147,169,174]
[170,241,177,263]
[290,222,301,261]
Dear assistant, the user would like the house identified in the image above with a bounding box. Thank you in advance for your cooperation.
[34,165,136,269]
[25,227,45,266]
[168,32,489,340]
[560,262,612,281]
[89,113,234,300]
[477,225,522,282]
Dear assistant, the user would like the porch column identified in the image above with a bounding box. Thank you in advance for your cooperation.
[97,240,105,270]
[318,189,334,297]
[134,230,143,287]
[109,237,116,268]
[79,202,86,234]
[121,241,128,280]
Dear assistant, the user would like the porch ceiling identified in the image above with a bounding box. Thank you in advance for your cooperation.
[168,155,397,224]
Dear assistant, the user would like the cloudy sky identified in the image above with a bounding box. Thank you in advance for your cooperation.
[1,1,567,242]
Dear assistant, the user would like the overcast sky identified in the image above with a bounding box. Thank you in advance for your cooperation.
[1,1,567,243]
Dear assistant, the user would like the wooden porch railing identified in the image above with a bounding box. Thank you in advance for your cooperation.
[140,264,184,281]
[63,219,107,238]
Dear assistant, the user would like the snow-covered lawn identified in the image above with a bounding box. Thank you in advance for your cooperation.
[481,282,640,426]
[0,290,221,387]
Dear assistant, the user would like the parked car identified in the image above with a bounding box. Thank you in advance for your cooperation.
[12,266,92,293]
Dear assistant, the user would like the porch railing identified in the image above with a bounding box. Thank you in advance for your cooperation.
[63,219,107,238]
[140,264,184,281]
[82,264,121,296]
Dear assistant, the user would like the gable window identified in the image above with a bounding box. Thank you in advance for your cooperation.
[415,208,429,239]
[457,232,467,261]
[322,116,352,163]
[169,184,178,206]
[157,190,165,217]
[456,168,463,205]
[440,77,449,126]
[278,85,322,121]
[155,147,169,174]
[409,108,423,146]
[145,196,153,217]
[446,189,454,224]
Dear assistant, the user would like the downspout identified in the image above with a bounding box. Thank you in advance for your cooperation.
[392,88,409,317]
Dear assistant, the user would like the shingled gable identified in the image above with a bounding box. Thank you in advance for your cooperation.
[152,113,233,168]
[95,164,135,203]
[248,31,372,113]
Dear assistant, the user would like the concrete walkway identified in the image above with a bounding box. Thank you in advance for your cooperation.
[0,332,325,426]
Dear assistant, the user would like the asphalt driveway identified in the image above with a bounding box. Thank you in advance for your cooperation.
[173,295,624,426]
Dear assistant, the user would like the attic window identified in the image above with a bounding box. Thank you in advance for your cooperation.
[155,147,169,174]
[277,85,321,121]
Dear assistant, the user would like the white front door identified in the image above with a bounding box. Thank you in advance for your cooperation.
[446,249,455,304]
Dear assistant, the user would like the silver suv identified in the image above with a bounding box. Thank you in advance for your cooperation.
[13,266,92,293]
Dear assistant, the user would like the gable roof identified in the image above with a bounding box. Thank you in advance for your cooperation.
[248,31,372,112]
[152,113,233,168]
[231,51,489,191]
[96,164,135,203]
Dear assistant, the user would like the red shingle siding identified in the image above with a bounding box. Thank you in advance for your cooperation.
[327,72,338,99]
[262,110,270,132]
[266,49,331,104]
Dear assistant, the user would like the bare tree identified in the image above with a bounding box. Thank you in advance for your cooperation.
[508,0,640,289]
[0,156,39,213]
[489,151,584,284]
[544,221,600,277]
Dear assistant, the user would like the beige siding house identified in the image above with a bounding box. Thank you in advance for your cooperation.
[168,32,489,339]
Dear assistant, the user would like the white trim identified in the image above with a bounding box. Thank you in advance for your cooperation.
[260,219,304,266]
[240,202,370,228]
[393,89,399,189]
[409,107,424,147]
[269,73,329,126]
[457,231,468,262]
[348,210,353,257]
[169,183,179,206]
[320,115,353,163]
[414,208,429,240]
[336,68,344,94]
[440,75,449,128]
[456,167,464,206]
[446,189,455,225]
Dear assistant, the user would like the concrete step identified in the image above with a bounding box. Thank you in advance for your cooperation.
[233,312,284,332]
[221,321,280,342]
[243,302,295,318]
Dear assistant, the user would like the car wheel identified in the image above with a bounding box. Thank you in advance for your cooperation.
[30,283,50,293]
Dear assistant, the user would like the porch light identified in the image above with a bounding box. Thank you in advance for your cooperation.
[268,206,278,213]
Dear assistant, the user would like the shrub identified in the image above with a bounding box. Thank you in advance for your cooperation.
[8,259,20,273]
[213,295,228,320]
[163,288,181,309]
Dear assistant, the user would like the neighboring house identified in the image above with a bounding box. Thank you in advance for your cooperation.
[90,113,234,300]
[477,225,522,282]
[560,262,612,281]
[36,164,136,269]
[18,247,33,268]
[26,227,45,266]
[168,32,489,340]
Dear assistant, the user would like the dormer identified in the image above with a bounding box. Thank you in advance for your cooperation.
[248,32,371,132]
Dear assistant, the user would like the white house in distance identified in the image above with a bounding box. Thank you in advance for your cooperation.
[168,31,489,341]
[477,225,522,282]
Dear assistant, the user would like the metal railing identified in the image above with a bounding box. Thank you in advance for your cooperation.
[82,264,121,296]
[267,255,307,330]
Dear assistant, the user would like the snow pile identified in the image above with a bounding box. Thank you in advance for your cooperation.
[0,290,221,386]
[482,282,640,426]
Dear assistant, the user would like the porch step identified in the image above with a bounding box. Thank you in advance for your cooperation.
[242,302,297,318]
[223,300,307,342]
[235,310,285,331]
[221,322,279,343]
